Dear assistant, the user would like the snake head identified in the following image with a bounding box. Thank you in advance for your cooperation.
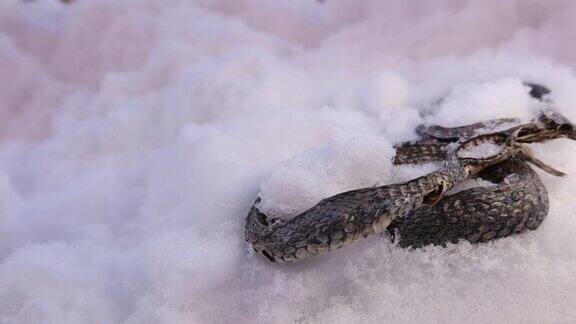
[245,197,271,243]
[245,197,284,262]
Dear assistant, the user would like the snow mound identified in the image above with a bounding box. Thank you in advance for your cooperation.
[1,0,576,323]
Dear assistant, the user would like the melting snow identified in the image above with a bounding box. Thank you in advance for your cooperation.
[457,141,504,159]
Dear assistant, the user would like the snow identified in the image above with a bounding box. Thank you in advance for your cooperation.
[457,141,504,159]
[477,119,523,135]
[446,178,497,196]
[1,0,576,323]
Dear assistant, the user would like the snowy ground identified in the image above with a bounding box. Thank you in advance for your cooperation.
[1,1,576,323]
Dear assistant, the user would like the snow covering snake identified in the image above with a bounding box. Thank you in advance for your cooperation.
[245,85,576,263]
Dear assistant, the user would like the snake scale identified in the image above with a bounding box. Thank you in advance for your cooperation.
[245,84,576,263]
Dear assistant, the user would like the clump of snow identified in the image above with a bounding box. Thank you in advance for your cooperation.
[2,0,576,323]
[457,141,504,159]
[446,178,497,196]
[259,133,395,218]
[426,79,536,126]
[476,119,522,135]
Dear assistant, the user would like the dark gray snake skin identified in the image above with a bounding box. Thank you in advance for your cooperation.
[389,145,548,248]
[246,86,575,263]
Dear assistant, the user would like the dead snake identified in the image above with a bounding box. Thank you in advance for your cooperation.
[245,88,576,263]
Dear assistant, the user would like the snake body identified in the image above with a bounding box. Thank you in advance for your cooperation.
[388,157,548,248]
[246,158,472,263]
[387,121,549,248]
[246,87,575,263]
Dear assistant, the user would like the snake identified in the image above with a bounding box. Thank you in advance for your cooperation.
[245,85,576,263]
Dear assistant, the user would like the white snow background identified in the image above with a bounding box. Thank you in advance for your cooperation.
[1,0,576,323]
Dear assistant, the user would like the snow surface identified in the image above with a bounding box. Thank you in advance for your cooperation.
[2,0,576,323]
[445,178,497,196]
[457,141,503,159]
